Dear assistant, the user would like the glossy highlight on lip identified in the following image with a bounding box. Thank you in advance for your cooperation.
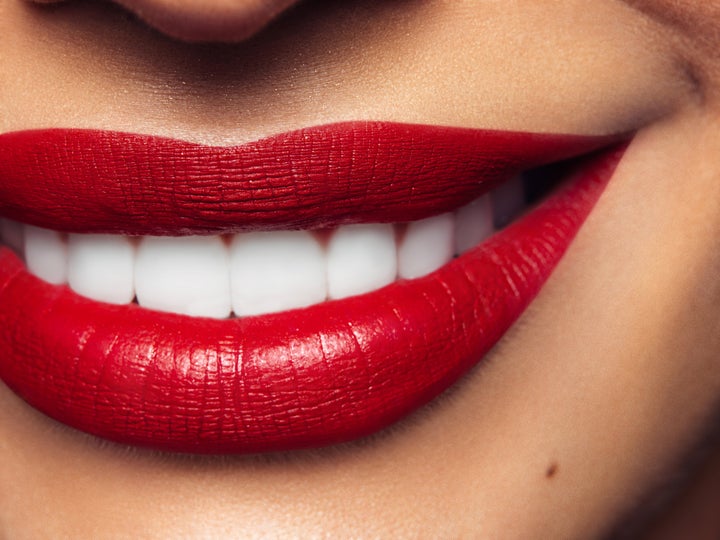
[0,123,626,454]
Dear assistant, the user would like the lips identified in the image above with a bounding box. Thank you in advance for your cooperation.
[0,122,625,453]
[0,122,613,234]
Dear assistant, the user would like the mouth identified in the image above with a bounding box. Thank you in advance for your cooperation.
[0,122,625,454]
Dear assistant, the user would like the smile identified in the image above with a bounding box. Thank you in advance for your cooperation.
[0,122,625,453]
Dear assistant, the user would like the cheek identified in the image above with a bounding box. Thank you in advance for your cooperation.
[442,108,720,537]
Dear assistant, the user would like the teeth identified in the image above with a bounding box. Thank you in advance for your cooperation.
[455,195,493,255]
[0,218,25,255]
[327,223,397,300]
[230,231,326,317]
[491,174,526,230]
[24,225,68,285]
[2,173,542,318]
[68,234,135,305]
[398,212,454,279]
[135,236,232,319]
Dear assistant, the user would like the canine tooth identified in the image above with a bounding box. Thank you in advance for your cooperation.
[230,230,326,317]
[455,195,493,254]
[0,218,25,254]
[399,212,454,279]
[491,175,526,229]
[25,225,68,285]
[135,236,231,319]
[68,234,135,305]
[327,223,396,299]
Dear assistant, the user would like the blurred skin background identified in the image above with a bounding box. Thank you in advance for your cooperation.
[1,0,720,537]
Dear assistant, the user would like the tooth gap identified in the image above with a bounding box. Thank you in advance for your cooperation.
[311,228,334,249]
[522,159,575,206]
[394,223,409,245]
[491,175,526,230]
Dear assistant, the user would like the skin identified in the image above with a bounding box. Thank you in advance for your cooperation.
[1,0,720,537]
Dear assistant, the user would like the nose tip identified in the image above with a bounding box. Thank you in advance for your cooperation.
[114,0,302,42]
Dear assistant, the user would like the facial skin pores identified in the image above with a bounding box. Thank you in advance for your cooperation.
[2,1,720,538]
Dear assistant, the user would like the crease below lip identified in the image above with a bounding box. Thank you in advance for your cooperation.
[0,142,626,454]
[0,121,620,235]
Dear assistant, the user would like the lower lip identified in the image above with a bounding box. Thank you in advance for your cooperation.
[0,144,624,454]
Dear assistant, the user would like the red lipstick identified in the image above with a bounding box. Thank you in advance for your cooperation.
[0,122,613,234]
[0,122,625,453]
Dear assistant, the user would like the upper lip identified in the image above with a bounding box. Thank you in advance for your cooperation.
[0,122,626,454]
[0,122,616,235]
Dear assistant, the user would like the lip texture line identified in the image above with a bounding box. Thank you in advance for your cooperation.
[0,124,626,454]
[0,122,616,235]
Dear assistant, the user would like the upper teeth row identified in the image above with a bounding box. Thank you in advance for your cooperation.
[0,177,526,319]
